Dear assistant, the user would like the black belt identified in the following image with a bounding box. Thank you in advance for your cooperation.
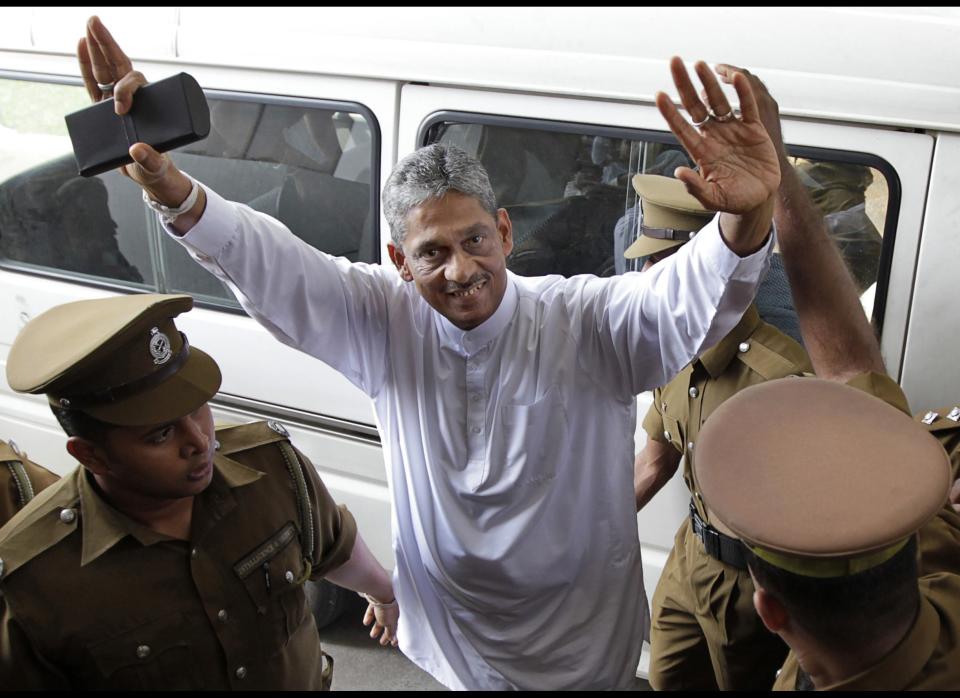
[689,500,749,570]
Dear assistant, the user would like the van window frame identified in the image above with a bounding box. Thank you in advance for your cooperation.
[0,70,382,315]
[418,109,902,336]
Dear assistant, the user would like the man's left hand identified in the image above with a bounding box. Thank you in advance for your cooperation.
[655,57,781,215]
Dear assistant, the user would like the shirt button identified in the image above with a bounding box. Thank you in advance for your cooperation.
[217,609,228,623]
[191,547,199,559]
[59,508,76,524]
[689,387,699,398]
[136,645,151,660]
[687,441,694,451]
[738,341,751,353]
[285,570,295,583]
[471,426,481,434]
[236,667,247,680]
[663,430,671,441]
[471,393,481,402]
[661,402,667,411]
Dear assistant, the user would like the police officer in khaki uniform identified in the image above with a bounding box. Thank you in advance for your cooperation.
[0,294,397,690]
[638,63,911,689]
[0,439,59,528]
[695,377,958,691]
[916,405,960,512]
[629,174,810,690]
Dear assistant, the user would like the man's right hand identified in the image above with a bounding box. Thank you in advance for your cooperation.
[78,16,202,230]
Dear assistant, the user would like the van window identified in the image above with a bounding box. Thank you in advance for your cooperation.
[422,114,897,331]
[0,76,379,305]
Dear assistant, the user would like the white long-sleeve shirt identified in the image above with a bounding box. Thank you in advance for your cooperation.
[168,185,773,690]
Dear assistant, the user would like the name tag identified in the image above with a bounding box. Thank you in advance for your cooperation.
[233,522,297,578]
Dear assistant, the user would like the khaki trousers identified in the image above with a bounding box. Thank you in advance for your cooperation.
[648,518,788,690]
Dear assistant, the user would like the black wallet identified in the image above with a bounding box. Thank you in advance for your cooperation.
[65,72,211,178]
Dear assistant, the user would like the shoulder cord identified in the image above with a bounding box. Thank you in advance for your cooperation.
[4,460,35,510]
[276,440,315,584]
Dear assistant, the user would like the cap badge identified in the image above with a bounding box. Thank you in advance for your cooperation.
[149,327,173,365]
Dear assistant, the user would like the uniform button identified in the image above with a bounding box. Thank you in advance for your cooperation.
[687,441,694,451]
[661,402,667,411]
[267,420,289,437]
[214,439,221,451]
[136,645,151,660]
[59,508,76,524]
[217,609,228,622]
[688,387,699,398]
[191,547,199,559]
[235,666,247,680]
[8,440,21,457]
[663,430,671,441]
[738,341,750,353]
[285,570,295,584]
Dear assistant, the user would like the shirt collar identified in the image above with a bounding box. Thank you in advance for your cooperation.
[697,304,762,378]
[819,595,941,691]
[78,456,263,567]
[437,272,519,356]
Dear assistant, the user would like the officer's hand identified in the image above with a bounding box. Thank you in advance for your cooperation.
[362,597,399,647]
[655,57,780,215]
[715,64,788,164]
[77,15,193,209]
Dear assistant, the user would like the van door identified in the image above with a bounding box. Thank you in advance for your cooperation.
[396,83,933,640]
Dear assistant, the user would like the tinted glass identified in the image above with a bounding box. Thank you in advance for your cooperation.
[0,77,377,306]
[425,118,893,326]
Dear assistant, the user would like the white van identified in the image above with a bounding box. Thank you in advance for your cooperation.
[1,6,958,677]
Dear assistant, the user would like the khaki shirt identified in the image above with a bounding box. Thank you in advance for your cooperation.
[0,439,59,528]
[0,421,357,690]
[774,504,960,690]
[642,305,812,522]
[916,406,960,480]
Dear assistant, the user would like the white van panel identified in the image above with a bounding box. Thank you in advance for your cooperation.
[900,132,960,410]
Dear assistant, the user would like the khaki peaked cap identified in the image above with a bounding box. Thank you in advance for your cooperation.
[6,294,220,427]
[623,174,716,259]
[696,377,951,577]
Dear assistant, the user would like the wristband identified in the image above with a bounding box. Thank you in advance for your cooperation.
[142,177,200,225]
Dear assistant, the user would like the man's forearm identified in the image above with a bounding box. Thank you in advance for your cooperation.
[634,440,683,511]
[775,163,885,381]
[324,534,395,603]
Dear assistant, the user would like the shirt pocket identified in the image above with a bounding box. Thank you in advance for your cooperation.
[482,386,569,493]
[233,521,309,660]
[86,611,203,689]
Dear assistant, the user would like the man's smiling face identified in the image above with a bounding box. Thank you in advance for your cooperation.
[389,191,514,330]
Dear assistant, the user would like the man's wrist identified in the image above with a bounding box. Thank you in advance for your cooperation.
[718,196,775,257]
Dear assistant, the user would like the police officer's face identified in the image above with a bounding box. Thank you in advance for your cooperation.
[388,192,513,330]
[86,404,217,501]
[640,245,681,272]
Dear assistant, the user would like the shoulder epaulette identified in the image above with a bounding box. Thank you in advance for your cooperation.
[916,406,960,433]
[215,420,316,572]
[0,478,79,581]
[215,420,291,456]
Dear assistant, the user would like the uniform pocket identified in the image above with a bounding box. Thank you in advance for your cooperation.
[234,521,309,659]
[86,611,201,689]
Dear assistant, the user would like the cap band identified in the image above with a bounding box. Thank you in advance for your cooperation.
[749,537,910,578]
[640,224,696,242]
[50,332,191,410]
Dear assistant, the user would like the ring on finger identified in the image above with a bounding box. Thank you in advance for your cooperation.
[97,81,115,95]
[691,113,711,128]
[710,108,734,123]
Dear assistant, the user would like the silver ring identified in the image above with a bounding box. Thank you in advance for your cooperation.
[710,108,734,123]
[97,81,115,94]
[691,113,711,128]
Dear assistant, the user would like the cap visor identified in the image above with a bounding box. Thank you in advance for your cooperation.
[624,236,685,259]
[83,347,222,427]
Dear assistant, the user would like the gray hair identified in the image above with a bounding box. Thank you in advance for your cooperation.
[382,143,498,246]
